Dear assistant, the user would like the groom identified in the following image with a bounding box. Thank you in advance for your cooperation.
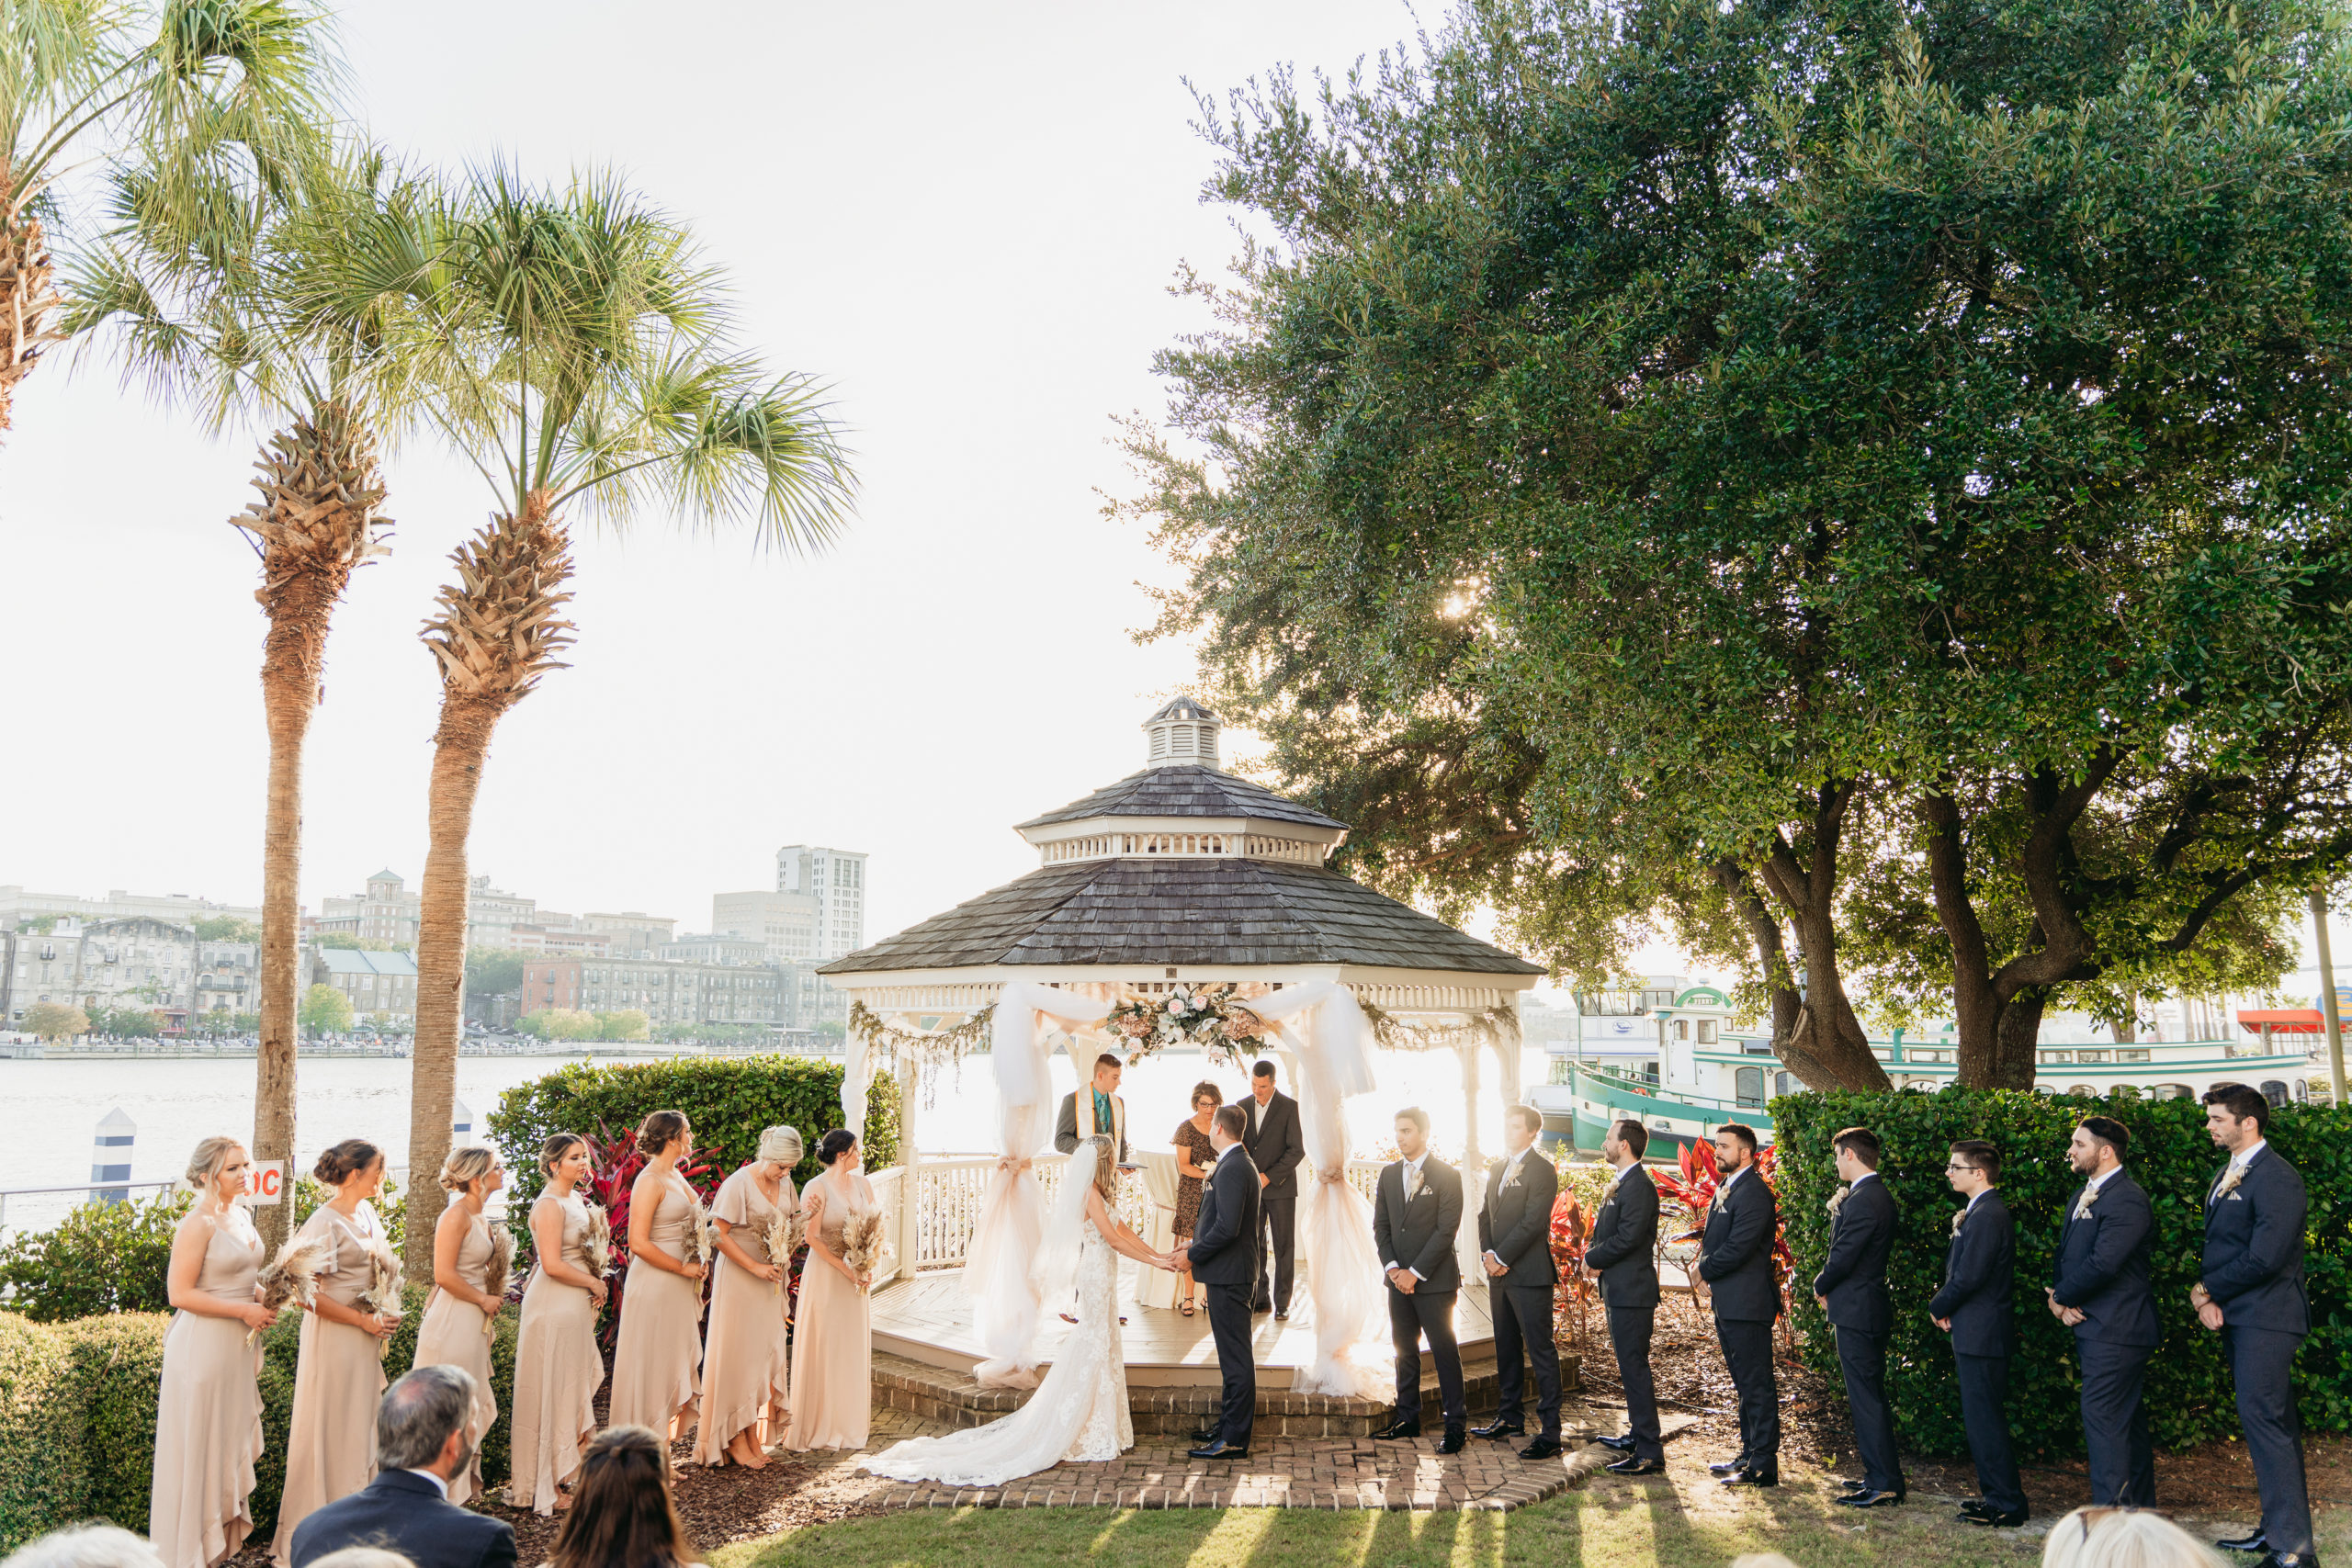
[1185,1103,1261,1459]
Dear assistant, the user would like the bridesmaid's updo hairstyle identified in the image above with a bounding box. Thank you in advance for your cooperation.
[439,1144,499,1193]
[540,1132,586,1177]
[185,1135,243,1190]
[312,1138,380,1186]
[634,1110,688,1158]
[816,1128,857,1167]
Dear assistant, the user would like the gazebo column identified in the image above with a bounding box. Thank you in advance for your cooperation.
[894,1052,924,1280]
[1458,1036,1487,1280]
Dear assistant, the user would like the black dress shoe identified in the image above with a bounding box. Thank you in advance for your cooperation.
[1371,1416,1422,1440]
[1193,1426,1222,1444]
[1274,1310,1289,1321]
[1722,1466,1779,1488]
[1841,1478,1872,1495]
[2255,1554,2321,1568]
[1473,1418,1526,1440]
[1594,1433,1634,1452]
[1519,1436,1565,1461]
[1438,1424,1466,1455]
[1838,1489,1904,1509]
[2218,1534,2270,1555]
[1965,1507,2030,1528]
[1606,1455,1667,1475]
[1708,1459,1751,1476]
[1187,1438,1248,1459]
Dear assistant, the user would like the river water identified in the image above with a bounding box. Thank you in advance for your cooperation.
[0,1045,1555,1237]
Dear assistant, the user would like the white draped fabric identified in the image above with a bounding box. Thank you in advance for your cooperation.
[841,1033,871,1146]
[966,983,1113,1386]
[1245,982,1391,1399]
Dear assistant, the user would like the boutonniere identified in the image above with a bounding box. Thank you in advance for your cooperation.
[1950,1208,1967,1238]
[2212,1163,2247,1203]
[1499,1166,1522,1192]
[1826,1185,1850,1219]
[2072,1189,2098,1222]
[1600,1170,1623,1204]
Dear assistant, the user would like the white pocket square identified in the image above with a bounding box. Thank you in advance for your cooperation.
[2226,1191,2245,1201]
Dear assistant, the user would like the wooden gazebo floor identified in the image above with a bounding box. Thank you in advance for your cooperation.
[871,1264,1497,1389]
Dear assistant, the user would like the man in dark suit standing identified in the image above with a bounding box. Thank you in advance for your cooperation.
[2047,1114,2159,1506]
[289,1365,516,1568]
[1811,1126,1904,1508]
[1239,1060,1305,1318]
[1929,1138,2029,1528]
[2196,1084,2315,1568]
[1055,1052,1130,1163]
[1473,1104,1563,1459]
[1185,1102,1261,1459]
[1371,1105,1467,1453]
[1696,1122,1780,1487]
[1584,1118,1665,1476]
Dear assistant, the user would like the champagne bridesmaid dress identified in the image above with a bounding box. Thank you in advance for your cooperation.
[607,1173,704,1437]
[409,1208,500,1505]
[783,1168,873,1451]
[691,1165,797,1464]
[270,1202,390,1566]
[505,1190,606,1516]
[149,1206,265,1568]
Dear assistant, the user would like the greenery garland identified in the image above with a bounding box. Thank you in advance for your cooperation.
[1361,1002,1521,1055]
[845,998,997,1074]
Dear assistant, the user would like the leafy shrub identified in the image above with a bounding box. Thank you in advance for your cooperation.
[0,1280,519,1550]
[1771,1088,2352,1459]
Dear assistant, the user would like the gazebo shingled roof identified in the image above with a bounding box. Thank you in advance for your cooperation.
[820,855,1542,976]
[1014,763,1347,832]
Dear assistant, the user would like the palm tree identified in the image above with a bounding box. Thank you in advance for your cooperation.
[71,142,421,1248]
[300,164,854,1273]
[1,0,330,437]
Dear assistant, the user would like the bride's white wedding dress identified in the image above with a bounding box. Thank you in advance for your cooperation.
[862,1217,1134,1484]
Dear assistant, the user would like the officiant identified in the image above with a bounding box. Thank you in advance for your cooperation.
[1057,1053,1130,1164]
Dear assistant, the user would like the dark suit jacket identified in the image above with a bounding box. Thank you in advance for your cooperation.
[1929,1189,2016,1359]
[1696,1165,1781,1323]
[1582,1164,1660,1310]
[2051,1171,2159,1348]
[1374,1156,1463,1292]
[1478,1149,1560,1290]
[289,1469,515,1568]
[1239,1090,1305,1200]
[1811,1173,1894,1335]
[2201,1144,2309,1336]
[1186,1145,1261,1285]
[1053,1089,1128,1164]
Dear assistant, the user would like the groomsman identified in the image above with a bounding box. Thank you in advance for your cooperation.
[1472,1104,1564,1460]
[1929,1139,2029,1528]
[1583,1118,1665,1476]
[1811,1126,1903,1508]
[1372,1107,1467,1453]
[2047,1115,2158,1506]
[1240,1060,1305,1318]
[2197,1085,2315,1568]
[1696,1123,1780,1487]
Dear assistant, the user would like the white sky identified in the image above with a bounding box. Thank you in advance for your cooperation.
[1,0,2342,1013]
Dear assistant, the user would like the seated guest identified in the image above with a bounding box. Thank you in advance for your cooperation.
[2042,1508,2224,1568]
[0,1527,166,1568]
[288,1366,517,1568]
[549,1427,701,1568]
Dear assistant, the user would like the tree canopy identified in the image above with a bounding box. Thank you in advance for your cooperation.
[1133,0,2352,1088]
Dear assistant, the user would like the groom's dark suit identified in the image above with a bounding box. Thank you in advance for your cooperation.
[1187,1141,1261,1448]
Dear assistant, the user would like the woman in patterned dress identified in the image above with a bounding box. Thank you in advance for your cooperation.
[1170,1081,1221,1318]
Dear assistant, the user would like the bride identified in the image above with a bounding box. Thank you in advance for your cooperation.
[862,1134,1172,1485]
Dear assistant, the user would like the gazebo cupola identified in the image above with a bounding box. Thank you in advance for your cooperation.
[1015,696,1348,868]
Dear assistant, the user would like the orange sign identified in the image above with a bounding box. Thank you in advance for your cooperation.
[241,1160,288,1207]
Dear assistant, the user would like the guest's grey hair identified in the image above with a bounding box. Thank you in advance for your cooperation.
[307,1551,414,1568]
[377,1364,478,1472]
[0,1525,165,1568]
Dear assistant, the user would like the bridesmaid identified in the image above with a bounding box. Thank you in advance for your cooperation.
[784,1128,874,1452]
[271,1139,396,1566]
[409,1145,506,1505]
[506,1133,609,1514]
[607,1110,706,1442]
[152,1136,277,1568]
[1170,1081,1221,1318]
[694,1125,802,1468]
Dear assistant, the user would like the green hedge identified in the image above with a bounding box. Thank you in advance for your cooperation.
[0,1281,519,1551]
[1772,1089,2352,1460]
[488,1054,902,1218]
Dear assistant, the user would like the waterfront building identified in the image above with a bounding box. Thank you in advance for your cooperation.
[309,945,419,1021]
[661,932,766,965]
[580,911,677,957]
[711,889,821,962]
[0,916,203,1025]
[509,922,612,958]
[193,939,257,1021]
[465,876,538,948]
[776,845,865,960]
[521,957,582,1012]
[0,885,260,929]
[315,870,421,947]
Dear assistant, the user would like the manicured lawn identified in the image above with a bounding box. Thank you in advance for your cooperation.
[714,1484,2053,1568]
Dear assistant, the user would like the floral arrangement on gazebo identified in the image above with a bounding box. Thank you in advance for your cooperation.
[1103,983,1269,1062]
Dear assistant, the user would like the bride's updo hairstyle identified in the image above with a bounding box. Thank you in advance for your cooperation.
[1085,1134,1117,1198]
[816,1128,857,1167]
[313,1138,380,1186]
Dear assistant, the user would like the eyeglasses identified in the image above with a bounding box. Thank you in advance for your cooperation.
[1943,1162,1978,1172]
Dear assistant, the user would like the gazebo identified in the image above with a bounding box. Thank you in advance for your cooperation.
[820,699,1544,1403]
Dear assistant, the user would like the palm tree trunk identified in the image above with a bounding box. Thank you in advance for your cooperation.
[0,204,63,438]
[406,492,574,1277]
[242,404,389,1250]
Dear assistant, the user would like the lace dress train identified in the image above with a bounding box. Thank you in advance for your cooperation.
[862,1220,1133,1485]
